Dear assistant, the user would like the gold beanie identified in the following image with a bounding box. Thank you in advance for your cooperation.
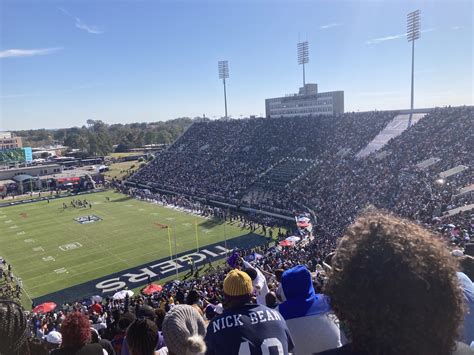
[223,269,253,297]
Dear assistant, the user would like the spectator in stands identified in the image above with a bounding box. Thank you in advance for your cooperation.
[186,290,204,316]
[0,299,30,355]
[158,304,207,355]
[126,319,158,355]
[51,312,105,355]
[111,313,135,355]
[274,268,286,302]
[122,305,163,355]
[91,327,116,355]
[265,291,278,309]
[205,269,294,354]
[278,264,342,354]
[457,271,474,345]
[243,259,269,305]
[28,337,50,355]
[45,330,63,352]
[319,211,467,355]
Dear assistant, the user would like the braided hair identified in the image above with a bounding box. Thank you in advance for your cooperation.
[0,299,30,355]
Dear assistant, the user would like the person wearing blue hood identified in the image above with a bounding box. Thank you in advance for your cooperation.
[277,265,342,354]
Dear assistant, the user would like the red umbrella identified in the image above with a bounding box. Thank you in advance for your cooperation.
[279,240,294,247]
[142,283,163,295]
[33,302,57,314]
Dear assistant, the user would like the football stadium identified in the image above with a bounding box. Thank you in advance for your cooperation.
[0,191,270,305]
[1,1,473,354]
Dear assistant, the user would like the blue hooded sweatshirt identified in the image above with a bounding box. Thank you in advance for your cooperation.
[278,265,342,354]
[278,265,332,320]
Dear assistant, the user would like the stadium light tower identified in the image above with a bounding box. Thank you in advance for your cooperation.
[218,60,229,119]
[407,9,421,127]
[297,41,309,87]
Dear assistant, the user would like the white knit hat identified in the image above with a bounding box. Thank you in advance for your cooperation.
[162,305,207,355]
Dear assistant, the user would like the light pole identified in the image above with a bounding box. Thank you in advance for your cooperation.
[407,10,421,127]
[297,41,309,88]
[218,61,229,119]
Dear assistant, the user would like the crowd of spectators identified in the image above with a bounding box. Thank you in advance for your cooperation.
[132,106,472,259]
[132,111,395,202]
[2,211,474,354]
[1,106,473,354]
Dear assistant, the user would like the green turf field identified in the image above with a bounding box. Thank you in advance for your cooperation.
[0,191,252,303]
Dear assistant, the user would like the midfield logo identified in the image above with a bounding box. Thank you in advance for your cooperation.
[74,215,102,224]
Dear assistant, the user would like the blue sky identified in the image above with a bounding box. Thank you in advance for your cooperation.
[0,0,472,130]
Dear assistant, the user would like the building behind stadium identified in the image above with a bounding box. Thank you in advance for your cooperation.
[0,131,23,150]
[265,83,344,118]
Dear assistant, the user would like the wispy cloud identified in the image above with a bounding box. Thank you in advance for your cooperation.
[366,33,405,45]
[366,28,435,45]
[319,23,342,30]
[59,7,104,34]
[0,47,63,58]
[451,26,462,30]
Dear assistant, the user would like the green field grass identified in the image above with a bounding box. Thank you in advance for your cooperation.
[107,151,144,159]
[0,191,253,304]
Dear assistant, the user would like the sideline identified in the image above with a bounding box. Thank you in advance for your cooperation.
[0,189,107,208]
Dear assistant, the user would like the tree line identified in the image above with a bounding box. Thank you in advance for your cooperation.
[13,117,200,156]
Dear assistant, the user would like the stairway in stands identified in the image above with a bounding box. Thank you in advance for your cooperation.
[242,158,315,204]
[357,113,427,158]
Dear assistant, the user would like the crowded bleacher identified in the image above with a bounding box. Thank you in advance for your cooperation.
[1,106,473,354]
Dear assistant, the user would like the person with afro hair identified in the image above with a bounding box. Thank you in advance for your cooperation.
[51,312,106,355]
[318,211,471,355]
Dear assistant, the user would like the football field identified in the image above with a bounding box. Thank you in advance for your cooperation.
[0,191,266,305]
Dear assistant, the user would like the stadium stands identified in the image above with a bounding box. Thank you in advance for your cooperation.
[1,106,473,354]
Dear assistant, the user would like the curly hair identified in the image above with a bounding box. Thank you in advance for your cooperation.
[0,299,30,355]
[60,312,91,348]
[324,211,464,355]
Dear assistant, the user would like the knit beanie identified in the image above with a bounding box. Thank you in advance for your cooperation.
[162,305,207,355]
[223,269,253,297]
